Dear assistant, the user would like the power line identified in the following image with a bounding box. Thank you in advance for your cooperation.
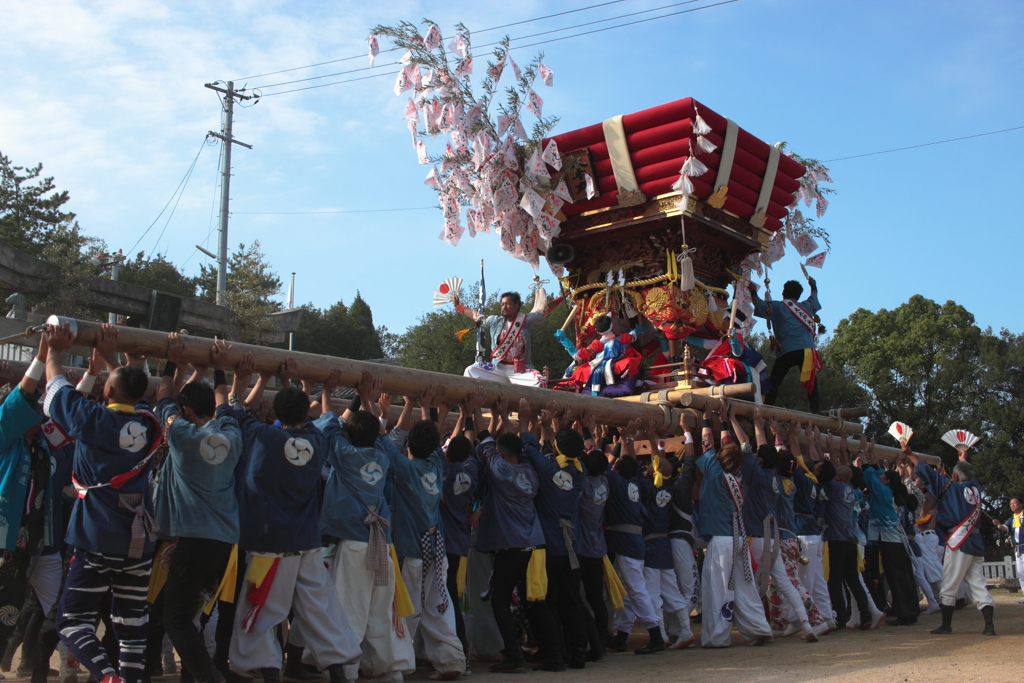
[823,125,1024,162]
[232,0,631,82]
[232,207,436,215]
[260,0,738,97]
[255,0,704,91]
[127,139,207,256]
[181,144,224,268]
[151,146,202,255]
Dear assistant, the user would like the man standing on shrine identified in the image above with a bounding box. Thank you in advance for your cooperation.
[455,291,561,388]
[748,278,821,413]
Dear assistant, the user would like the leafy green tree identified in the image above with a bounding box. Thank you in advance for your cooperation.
[974,330,1024,508]
[198,241,282,343]
[290,293,385,360]
[0,152,77,256]
[118,251,197,298]
[828,295,985,458]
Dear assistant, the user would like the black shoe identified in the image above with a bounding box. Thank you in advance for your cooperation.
[584,648,605,662]
[489,660,525,674]
[260,669,282,683]
[634,626,666,655]
[607,631,629,653]
[982,605,996,636]
[532,660,566,672]
[930,605,954,634]
[885,617,913,626]
[566,659,585,670]
[522,650,544,663]
[283,644,318,682]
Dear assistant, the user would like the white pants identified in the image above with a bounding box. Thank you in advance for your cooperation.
[701,536,772,647]
[29,552,64,615]
[611,556,659,632]
[916,531,944,584]
[796,536,833,622]
[750,537,809,626]
[1016,552,1024,587]
[643,567,686,637]
[333,541,415,681]
[230,551,361,673]
[401,558,465,674]
[670,538,699,639]
[913,554,939,608]
[940,548,993,609]
[463,362,546,388]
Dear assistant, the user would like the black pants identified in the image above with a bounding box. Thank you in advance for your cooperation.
[826,540,872,627]
[529,555,586,666]
[578,556,608,645]
[862,544,888,612]
[880,541,920,620]
[164,538,233,683]
[445,553,467,655]
[490,549,532,663]
[766,349,819,413]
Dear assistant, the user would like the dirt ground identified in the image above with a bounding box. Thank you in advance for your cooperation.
[15,592,1021,683]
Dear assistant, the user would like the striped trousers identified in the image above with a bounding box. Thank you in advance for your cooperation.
[57,549,153,683]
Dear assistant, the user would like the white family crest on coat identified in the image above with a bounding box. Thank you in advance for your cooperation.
[200,433,231,465]
[772,478,780,494]
[453,472,472,495]
[361,461,384,484]
[656,489,672,508]
[421,472,440,495]
[515,471,534,494]
[628,482,640,502]
[593,483,609,505]
[119,422,148,453]
[284,437,314,466]
[963,487,979,505]
[553,470,574,491]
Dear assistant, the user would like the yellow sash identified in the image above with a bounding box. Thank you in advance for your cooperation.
[147,540,174,603]
[389,544,415,618]
[456,555,468,597]
[204,545,238,615]
[602,555,626,610]
[527,548,548,601]
[821,541,829,581]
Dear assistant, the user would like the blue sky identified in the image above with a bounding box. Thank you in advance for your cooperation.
[2,0,1021,337]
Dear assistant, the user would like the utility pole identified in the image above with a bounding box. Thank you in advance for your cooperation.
[204,80,256,306]
[287,272,296,351]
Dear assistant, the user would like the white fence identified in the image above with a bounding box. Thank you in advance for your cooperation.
[982,556,1019,590]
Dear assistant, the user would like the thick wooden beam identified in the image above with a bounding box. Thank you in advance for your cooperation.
[617,383,756,403]
[49,317,686,433]
[677,392,864,434]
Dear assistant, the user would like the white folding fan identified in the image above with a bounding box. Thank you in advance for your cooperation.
[941,429,981,453]
[433,277,463,307]
[888,421,914,446]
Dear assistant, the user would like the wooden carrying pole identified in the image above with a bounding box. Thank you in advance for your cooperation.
[49,317,685,434]
[677,392,864,434]
[617,383,756,403]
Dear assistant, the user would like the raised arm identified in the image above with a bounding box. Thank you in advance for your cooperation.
[19,327,49,395]
[209,339,232,406]
[451,294,482,322]
[394,394,416,433]
[788,420,803,459]
[752,407,767,447]
[701,406,715,453]
[156,333,187,403]
[230,352,255,405]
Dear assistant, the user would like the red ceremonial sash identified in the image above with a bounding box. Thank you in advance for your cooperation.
[71,408,163,498]
[782,299,816,334]
[946,485,982,550]
[492,314,526,363]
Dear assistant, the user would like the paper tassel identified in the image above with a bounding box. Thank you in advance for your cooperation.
[804,252,827,268]
[403,98,418,122]
[530,283,549,314]
[509,56,522,80]
[584,174,596,200]
[424,165,442,190]
[788,229,820,258]
[692,114,712,136]
[424,24,442,50]
[368,35,379,66]
[448,33,468,59]
[538,62,554,86]
[394,68,412,96]
[526,89,543,117]
[542,140,562,170]
[496,114,511,137]
[526,148,549,180]
[678,252,694,291]
[941,429,981,452]
[553,178,573,203]
[487,59,505,82]
[671,175,694,195]
[398,50,412,65]
[513,116,528,140]
[681,156,709,177]
[888,422,914,446]
[455,56,473,78]
[696,135,717,154]
[415,140,428,165]
[519,187,545,218]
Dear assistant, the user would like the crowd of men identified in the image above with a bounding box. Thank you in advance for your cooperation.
[0,320,1007,683]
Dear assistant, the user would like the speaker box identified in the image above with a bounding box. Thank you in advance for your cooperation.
[148,291,183,332]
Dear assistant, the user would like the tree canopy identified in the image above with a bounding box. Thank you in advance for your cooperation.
[290,292,385,360]
[118,251,198,298]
